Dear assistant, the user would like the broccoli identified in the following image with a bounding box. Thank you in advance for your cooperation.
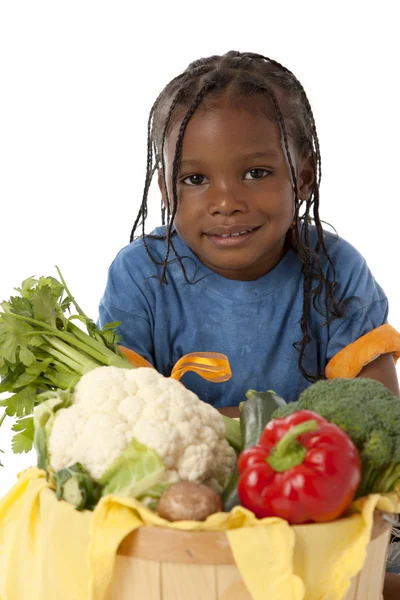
[273,378,400,497]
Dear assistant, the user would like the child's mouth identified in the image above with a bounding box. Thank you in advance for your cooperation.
[205,226,260,248]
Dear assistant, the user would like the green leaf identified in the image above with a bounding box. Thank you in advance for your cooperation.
[1,296,33,318]
[101,321,121,330]
[101,328,121,347]
[100,321,122,346]
[38,276,64,302]
[12,417,34,453]
[98,438,165,499]
[12,358,53,389]
[15,276,39,297]
[33,390,72,469]
[54,463,102,511]
[0,386,36,418]
[31,284,60,327]
[15,276,67,327]
[0,362,25,391]
[17,276,63,305]
[34,424,48,470]
[0,314,43,366]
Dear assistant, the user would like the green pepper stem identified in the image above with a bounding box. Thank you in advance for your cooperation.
[267,419,318,473]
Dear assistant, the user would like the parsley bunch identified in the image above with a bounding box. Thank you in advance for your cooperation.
[0,267,133,460]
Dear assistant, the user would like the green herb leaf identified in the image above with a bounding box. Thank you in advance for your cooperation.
[1,296,33,319]
[11,417,34,453]
[31,285,60,327]
[12,358,53,389]
[15,276,39,297]
[0,315,43,366]
[0,386,36,418]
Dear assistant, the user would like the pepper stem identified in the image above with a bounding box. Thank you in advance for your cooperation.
[267,419,318,472]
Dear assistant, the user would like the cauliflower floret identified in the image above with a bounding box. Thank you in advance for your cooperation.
[48,366,236,493]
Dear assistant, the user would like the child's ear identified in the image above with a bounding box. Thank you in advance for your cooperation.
[158,170,168,208]
[298,153,315,201]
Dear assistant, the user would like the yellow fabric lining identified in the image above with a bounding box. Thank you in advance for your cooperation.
[1,468,399,600]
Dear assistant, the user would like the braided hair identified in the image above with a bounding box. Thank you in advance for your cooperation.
[129,51,343,382]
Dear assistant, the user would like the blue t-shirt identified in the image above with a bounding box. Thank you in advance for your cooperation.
[98,227,388,407]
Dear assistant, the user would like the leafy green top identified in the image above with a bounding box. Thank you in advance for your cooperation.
[0,267,133,459]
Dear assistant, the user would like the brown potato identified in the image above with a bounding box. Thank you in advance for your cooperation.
[157,481,223,522]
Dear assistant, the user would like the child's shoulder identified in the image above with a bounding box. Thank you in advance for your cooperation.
[109,226,168,277]
[325,227,361,253]
[119,226,169,261]
[308,226,368,273]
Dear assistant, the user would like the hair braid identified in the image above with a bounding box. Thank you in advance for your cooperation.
[160,81,217,283]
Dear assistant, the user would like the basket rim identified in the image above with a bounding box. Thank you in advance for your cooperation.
[117,510,392,564]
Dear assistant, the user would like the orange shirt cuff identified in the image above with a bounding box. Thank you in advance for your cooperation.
[325,324,400,380]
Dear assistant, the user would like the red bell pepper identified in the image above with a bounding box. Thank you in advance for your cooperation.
[237,410,361,524]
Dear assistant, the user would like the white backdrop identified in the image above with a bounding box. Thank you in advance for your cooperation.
[1,1,399,496]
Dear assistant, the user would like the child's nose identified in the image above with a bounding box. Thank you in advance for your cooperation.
[207,183,248,216]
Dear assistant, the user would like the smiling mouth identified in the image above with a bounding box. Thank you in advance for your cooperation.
[204,226,261,248]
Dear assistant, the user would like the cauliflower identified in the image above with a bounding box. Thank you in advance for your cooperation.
[48,366,236,494]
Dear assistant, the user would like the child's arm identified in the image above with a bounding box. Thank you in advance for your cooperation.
[326,324,400,395]
[383,572,400,599]
[357,353,400,396]
[323,237,400,393]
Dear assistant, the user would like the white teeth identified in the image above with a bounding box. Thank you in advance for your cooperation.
[218,229,253,238]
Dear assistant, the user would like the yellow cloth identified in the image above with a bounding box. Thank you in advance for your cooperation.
[0,468,399,600]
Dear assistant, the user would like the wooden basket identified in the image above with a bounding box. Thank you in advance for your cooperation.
[105,512,391,600]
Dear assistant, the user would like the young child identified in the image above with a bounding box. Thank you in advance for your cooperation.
[98,50,400,413]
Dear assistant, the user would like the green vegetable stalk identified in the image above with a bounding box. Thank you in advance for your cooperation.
[0,268,134,455]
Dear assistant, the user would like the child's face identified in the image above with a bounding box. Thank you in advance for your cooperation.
[161,99,313,280]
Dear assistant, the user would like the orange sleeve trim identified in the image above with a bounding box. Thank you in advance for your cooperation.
[325,324,400,380]
[119,345,155,369]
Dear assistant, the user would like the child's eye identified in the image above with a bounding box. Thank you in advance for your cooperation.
[182,174,207,186]
[244,168,270,180]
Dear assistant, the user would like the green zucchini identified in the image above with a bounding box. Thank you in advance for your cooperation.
[222,389,287,511]
[221,414,242,454]
[221,470,240,511]
[241,389,287,449]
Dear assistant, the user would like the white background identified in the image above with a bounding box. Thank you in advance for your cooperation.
[0,1,398,496]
